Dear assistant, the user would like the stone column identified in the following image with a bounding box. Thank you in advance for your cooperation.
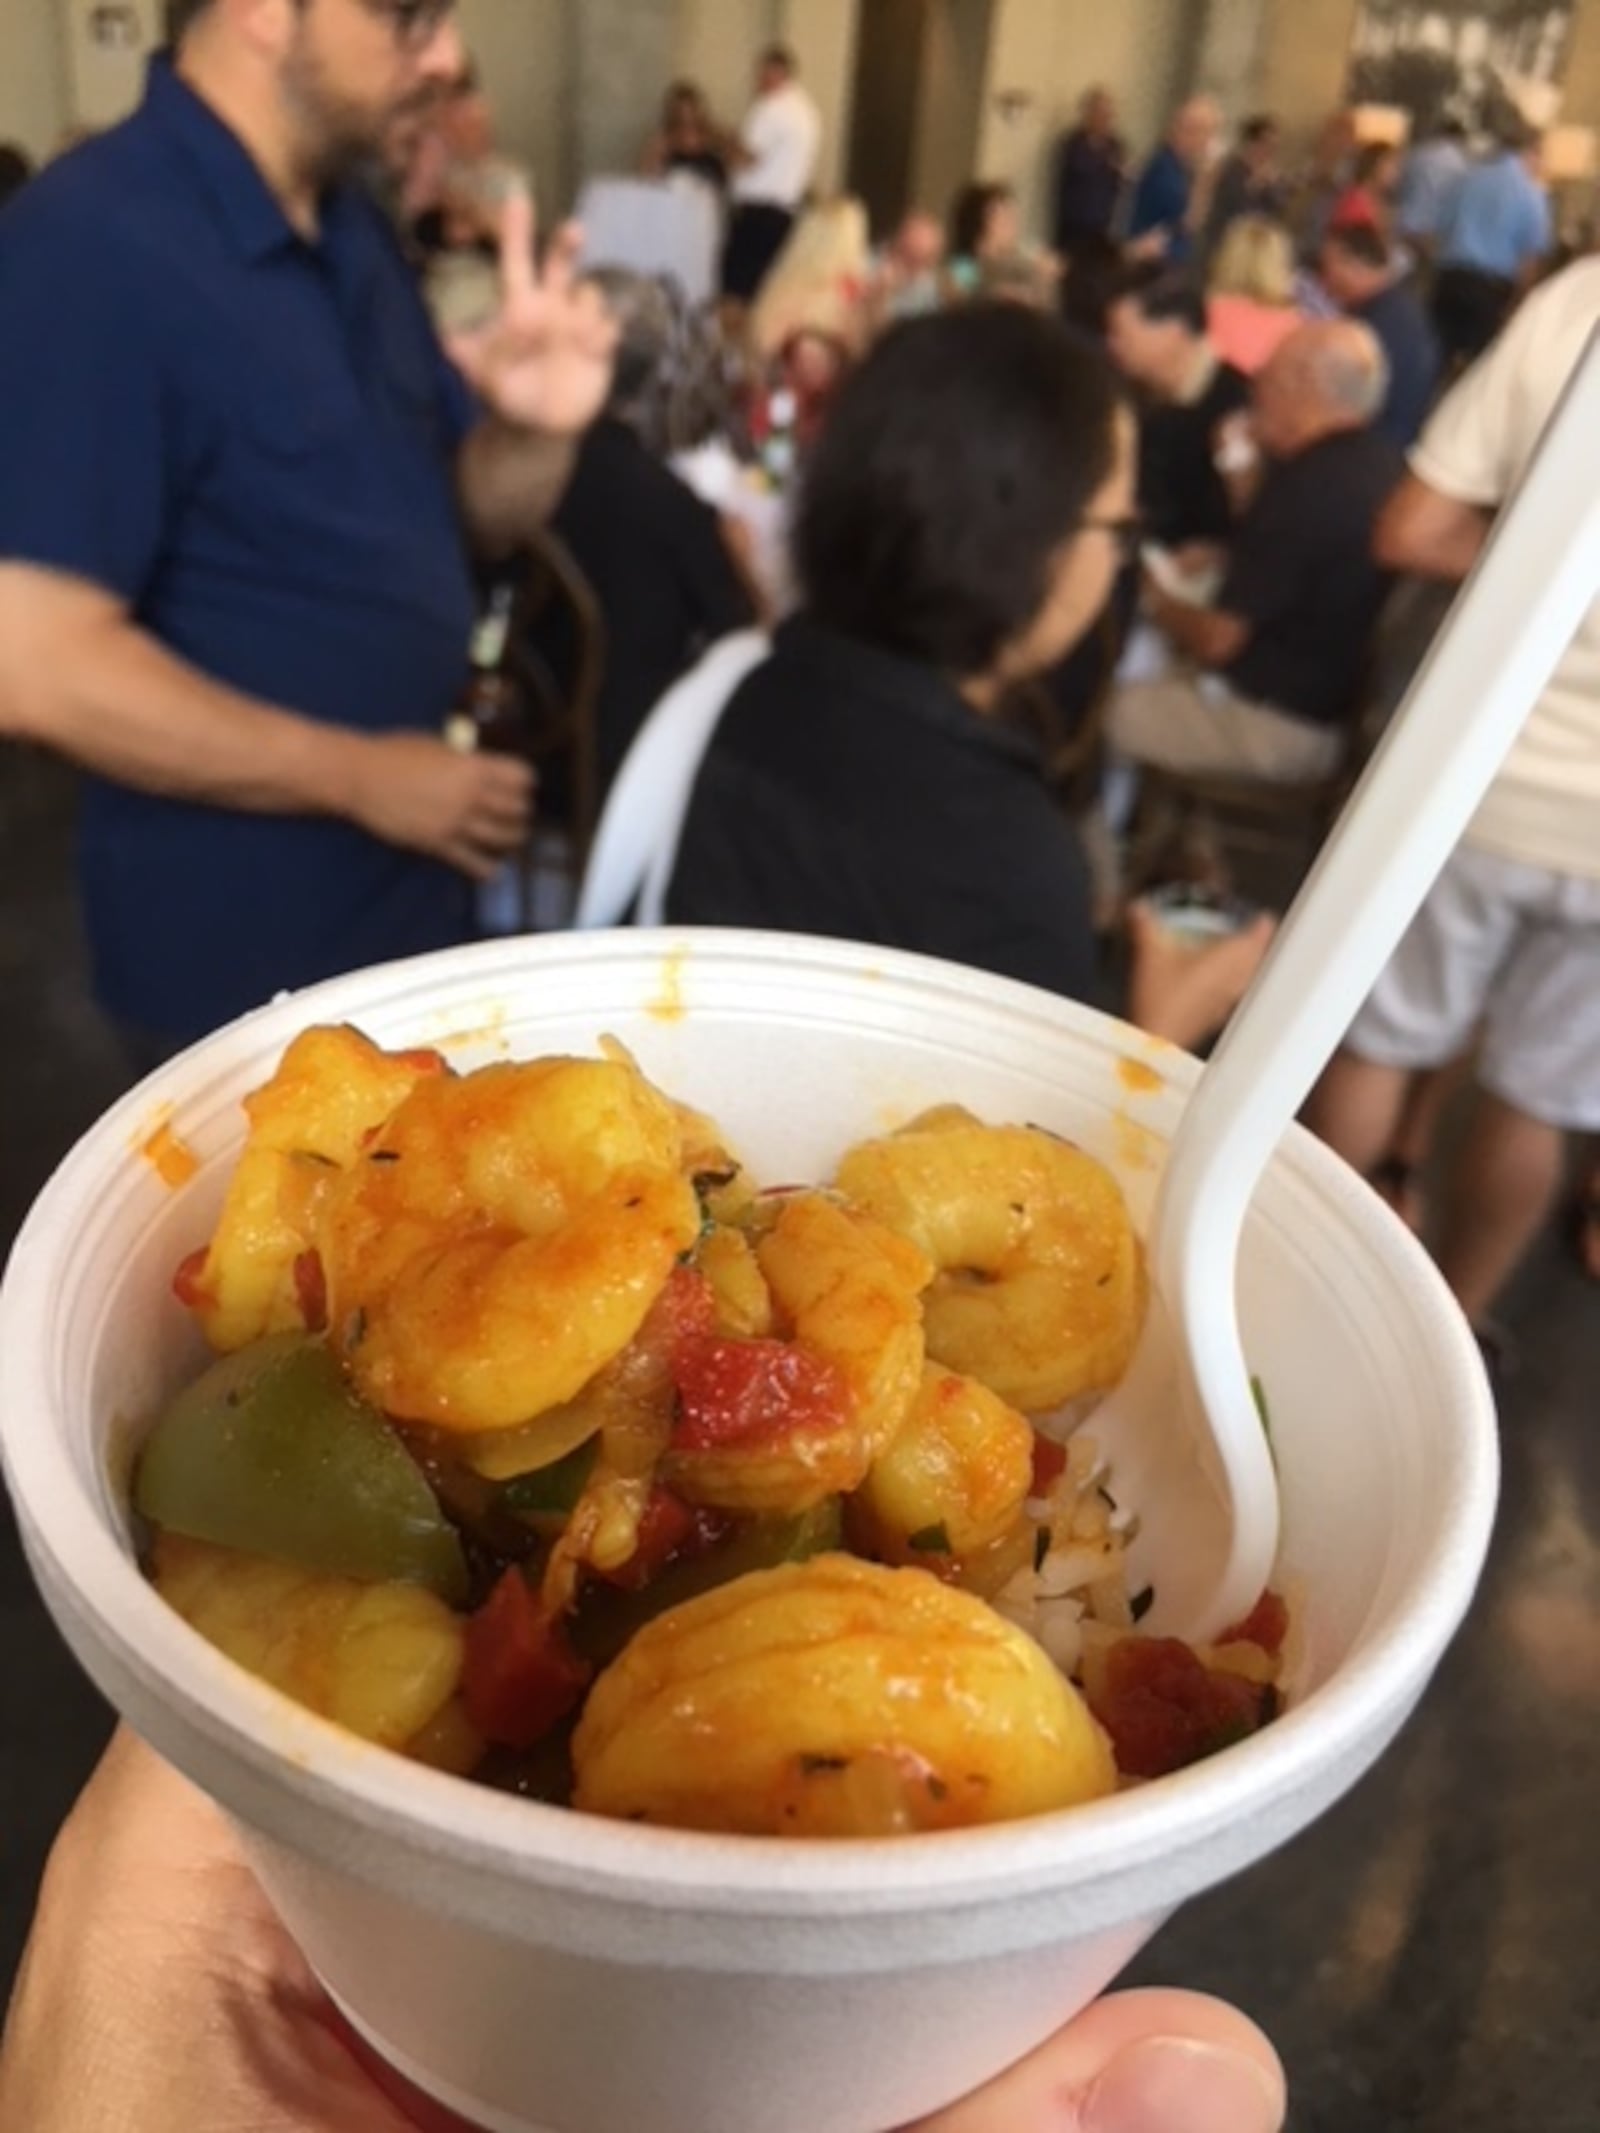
[568,0,684,189]
[1186,0,1271,122]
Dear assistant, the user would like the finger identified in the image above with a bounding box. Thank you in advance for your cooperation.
[540,220,586,300]
[467,782,536,831]
[474,757,538,801]
[443,327,490,386]
[496,186,540,309]
[443,840,501,883]
[467,810,532,854]
[903,1990,1285,2133]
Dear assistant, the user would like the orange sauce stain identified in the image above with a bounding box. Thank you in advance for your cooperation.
[137,1114,200,1189]
[430,1005,511,1058]
[1117,1057,1165,1097]
[648,949,688,1023]
[1113,1112,1161,1173]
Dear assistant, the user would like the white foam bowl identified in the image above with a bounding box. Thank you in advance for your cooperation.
[0,932,1498,2133]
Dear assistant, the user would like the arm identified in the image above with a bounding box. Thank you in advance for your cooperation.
[1146,579,1251,668]
[457,418,579,559]
[0,566,532,881]
[1373,473,1489,582]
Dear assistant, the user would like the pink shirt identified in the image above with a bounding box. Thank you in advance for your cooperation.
[1207,294,1302,376]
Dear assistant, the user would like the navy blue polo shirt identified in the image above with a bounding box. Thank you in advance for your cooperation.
[0,59,480,1041]
[1356,280,1441,451]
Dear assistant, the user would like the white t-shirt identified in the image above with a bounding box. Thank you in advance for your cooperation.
[1410,258,1600,882]
[732,82,821,210]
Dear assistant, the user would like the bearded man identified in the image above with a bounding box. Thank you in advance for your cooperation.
[0,0,614,1059]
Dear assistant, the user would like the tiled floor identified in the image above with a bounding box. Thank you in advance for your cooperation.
[2,754,1596,2128]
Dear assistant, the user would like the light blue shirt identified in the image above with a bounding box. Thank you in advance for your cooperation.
[1440,153,1552,278]
[1396,138,1469,240]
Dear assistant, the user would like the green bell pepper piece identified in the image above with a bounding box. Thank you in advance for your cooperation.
[135,1334,468,1606]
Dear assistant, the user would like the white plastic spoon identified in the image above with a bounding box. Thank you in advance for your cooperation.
[1095,326,1600,1644]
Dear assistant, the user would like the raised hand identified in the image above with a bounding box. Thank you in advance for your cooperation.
[446,191,618,440]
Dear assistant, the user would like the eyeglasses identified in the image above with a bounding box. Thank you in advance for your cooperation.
[361,0,456,49]
[1078,513,1143,566]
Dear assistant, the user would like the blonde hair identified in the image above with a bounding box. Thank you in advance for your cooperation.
[748,197,872,360]
[1209,215,1295,308]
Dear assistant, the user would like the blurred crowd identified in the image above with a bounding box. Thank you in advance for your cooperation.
[0,21,1597,1351]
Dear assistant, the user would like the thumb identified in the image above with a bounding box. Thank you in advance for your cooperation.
[903,1989,1285,2133]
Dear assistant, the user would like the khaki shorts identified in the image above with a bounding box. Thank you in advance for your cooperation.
[1109,669,1345,785]
[1345,843,1600,1131]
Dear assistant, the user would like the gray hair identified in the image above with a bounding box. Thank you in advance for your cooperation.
[1293,320,1390,426]
[582,267,674,415]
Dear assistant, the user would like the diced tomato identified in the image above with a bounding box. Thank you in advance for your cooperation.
[461,1568,592,1750]
[172,1246,213,1312]
[1086,1637,1277,1781]
[1030,1433,1068,1496]
[1217,1588,1290,1657]
[671,1336,850,1453]
[597,1486,714,1591]
[293,1249,328,1333]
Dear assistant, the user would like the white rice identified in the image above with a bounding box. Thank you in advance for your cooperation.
[990,1430,1141,1682]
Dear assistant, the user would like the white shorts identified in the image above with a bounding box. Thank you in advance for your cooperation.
[1345,843,1600,1131]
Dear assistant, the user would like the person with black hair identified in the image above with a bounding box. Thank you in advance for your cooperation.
[665,306,1270,1041]
[947,180,1021,293]
[0,0,617,1056]
[1106,266,1250,548]
[722,45,820,305]
[1321,224,1440,447]
[1199,114,1285,263]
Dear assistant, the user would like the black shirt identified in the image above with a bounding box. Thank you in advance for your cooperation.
[1200,156,1288,261]
[665,147,729,193]
[1356,279,1441,450]
[666,618,1099,1004]
[545,418,755,791]
[1138,358,1251,546]
[1222,427,1404,725]
[1053,127,1126,247]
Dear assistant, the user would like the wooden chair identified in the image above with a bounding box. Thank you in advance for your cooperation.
[502,528,607,930]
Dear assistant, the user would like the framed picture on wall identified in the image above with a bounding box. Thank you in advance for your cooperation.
[88,3,142,46]
[1347,2,1576,136]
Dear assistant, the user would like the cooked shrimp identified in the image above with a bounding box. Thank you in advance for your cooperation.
[856,1362,1035,1559]
[319,1056,701,1434]
[181,1026,447,1354]
[572,1555,1117,1835]
[664,1194,931,1516]
[153,1534,465,1755]
[834,1108,1145,1413]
